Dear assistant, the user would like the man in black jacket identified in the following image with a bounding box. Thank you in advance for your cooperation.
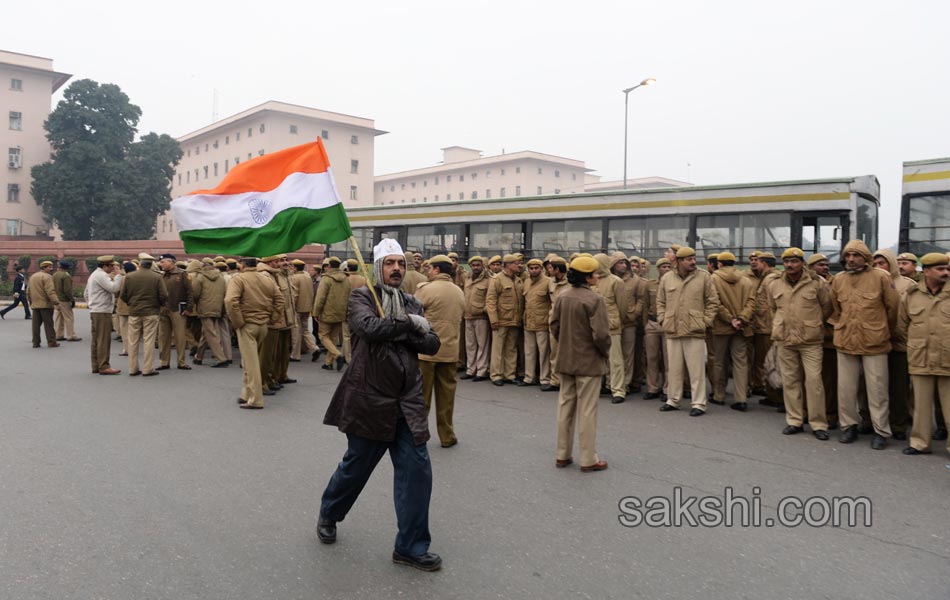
[1,265,31,319]
[318,238,443,572]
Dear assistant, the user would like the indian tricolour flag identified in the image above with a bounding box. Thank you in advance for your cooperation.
[170,139,352,257]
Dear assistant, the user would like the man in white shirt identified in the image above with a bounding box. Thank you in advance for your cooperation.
[85,255,124,375]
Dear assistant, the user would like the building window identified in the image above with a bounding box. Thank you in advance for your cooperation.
[423,180,427,187]
[500,187,506,198]
[10,78,23,91]
[572,173,577,181]
[380,186,385,193]
[236,132,241,141]
[225,159,229,173]
[471,191,478,199]
[321,130,329,140]
[460,193,465,200]
[537,186,542,195]
[411,182,416,188]
[501,168,506,176]
[6,219,20,236]
[187,171,190,183]
[401,183,406,190]
[350,135,359,144]
[471,172,477,180]
[214,163,219,176]
[485,189,491,198]
[187,150,191,157]
[260,124,266,133]
[446,175,452,182]
[289,124,298,134]
[515,186,522,196]
[204,166,209,179]
[434,195,439,201]
[486,170,491,178]
[460,174,465,182]
[194,168,199,180]
[351,159,359,174]
[225,135,229,145]
[248,128,253,138]
[411,198,415,203]
[390,185,395,192]
[349,186,358,201]
[195,145,200,155]
[205,143,209,152]
[435,176,439,185]
[516,167,521,174]
[258,149,265,156]
[7,183,20,203]
[247,153,252,160]
[538,167,542,175]
[554,188,561,194]
[177,174,182,186]
[235,156,240,164]
[7,147,22,169]
[9,111,22,130]
[213,140,218,149]
[555,170,560,178]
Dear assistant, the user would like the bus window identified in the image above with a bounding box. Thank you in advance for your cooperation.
[407,224,463,256]
[904,194,950,255]
[531,219,603,256]
[608,215,688,263]
[695,213,790,262]
[856,196,878,252]
[800,215,844,262]
[471,223,524,257]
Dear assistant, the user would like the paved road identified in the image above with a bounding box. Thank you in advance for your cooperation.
[1,309,948,599]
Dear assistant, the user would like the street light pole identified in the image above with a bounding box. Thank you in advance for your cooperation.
[622,78,656,190]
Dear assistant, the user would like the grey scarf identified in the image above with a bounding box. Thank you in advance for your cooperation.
[375,258,406,320]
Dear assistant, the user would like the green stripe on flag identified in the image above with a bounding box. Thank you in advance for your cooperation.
[179,205,352,256]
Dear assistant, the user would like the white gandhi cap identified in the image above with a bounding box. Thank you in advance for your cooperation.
[373,238,404,262]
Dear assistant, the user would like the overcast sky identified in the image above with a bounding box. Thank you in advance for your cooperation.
[9,0,950,245]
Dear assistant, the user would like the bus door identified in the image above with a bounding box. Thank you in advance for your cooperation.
[374,226,408,252]
[794,213,848,264]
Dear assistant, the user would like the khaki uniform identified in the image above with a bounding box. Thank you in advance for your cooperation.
[121,268,168,375]
[27,270,59,346]
[159,267,194,368]
[710,266,756,405]
[341,272,367,363]
[261,267,295,387]
[874,250,917,435]
[191,266,229,363]
[415,273,466,446]
[830,240,900,437]
[225,269,283,407]
[53,270,79,340]
[116,279,131,355]
[290,271,318,360]
[402,269,427,295]
[747,269,782,397]
[899,279,950,452]
[485,271,524,382]
[523,272,553,385]
[768,271,834,430]
[548,275,570,387]
[657,268,721,410]
[644,279,668,394]
[463,270,492,378]
[551,283,611,468]
[621,274,645,390]
[312,268,350,366]
[594,256,626,397]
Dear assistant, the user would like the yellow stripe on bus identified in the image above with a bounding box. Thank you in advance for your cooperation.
[349,191,850,223]
[903,171,950,183]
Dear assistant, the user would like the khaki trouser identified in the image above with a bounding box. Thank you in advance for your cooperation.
[276,328,291,381]
[196,317,227,362]
[420,360,459,445]
[236,322,269,407]
[117,315,130,354]
[549,329,560,387]
[750,333,772,390]
[490,325,519,382]
[291,312,317,360]
[54,302,78,339]
[622,326,637,389]
[909,375,950,452]
[666,337,708,410]
[458,321,467,369]
[524,329,551,385]
[822,348,838,424]
[342,321,353,364]
[606,332,625,396]
[260,329,280,389]
[838,352,890,437]
[556,374,601,467]
[633,327,646,386]
[159,310,188,367]
[712,333,749,404]
[516,328,525,379]
[127,315,159,375]
[888,351,911,434]
[645,321,666,394]
[318,321,343,366]
[197,317,232,362]
[778,343,827,430]
[464,318,490,377]
[90,312,113,372]
[32,308,56,346]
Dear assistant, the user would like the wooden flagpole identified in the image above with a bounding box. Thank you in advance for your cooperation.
[348,236,385,317]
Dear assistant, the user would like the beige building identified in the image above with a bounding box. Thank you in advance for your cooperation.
[0,50,70,237]
[584,174,691,191]
[374,146,591,206]
[158,100,386,240]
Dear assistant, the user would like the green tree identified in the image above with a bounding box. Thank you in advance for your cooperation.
[31,79,182,240]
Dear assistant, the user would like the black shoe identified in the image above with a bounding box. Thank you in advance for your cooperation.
[263,389,276,396]
[600,387,611,396]
[129,371,141,377]
[317,517,337,544]
[776,405,786,413]
[392,551,442,572]
[689,408,704,417]
[813,430,829,441]
[871,435,887,450]
[683,390,692,400]
[289,358,301,362]
[892,431,907,441]
[828,420,840,431]
[459,373,473,380]
[517,380,528,387]
[504,379,518,385]
[312,353,321,363]
[321,364,334,370]
[902,447,932,455]
[237,398,247,405]
[0,312,4,319]
[629,384,641,394]
[540,384,555,391]
[730,402,748,412]
[336,356,346,371]
[611,396,626,404]
[857,424,873,435]
[212,361,229,368]
[659,403,679,412]
[782,425,804,435]
[193,359,203,365]
[839,426,858,444]
[178,364,192,371]
[156,365,170,371]
[25,316,31,320]
[933,429,948,441]
[473,375,489,382]
[492,379,504,386]
[709,398,725,406]
[279,378,297,384]
[750,387,768,397]
[643,392,660,400]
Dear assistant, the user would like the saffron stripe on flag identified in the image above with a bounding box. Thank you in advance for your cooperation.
[188,141,331,196]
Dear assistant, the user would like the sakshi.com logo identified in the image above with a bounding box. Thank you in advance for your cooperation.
[618,487,872,528]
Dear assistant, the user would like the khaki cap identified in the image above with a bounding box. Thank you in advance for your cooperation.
[447,252,459,259]
[260,255,282,263]
[526,258,543,267]
[468,256,484,265]
[549,256,567,266]
[675,246,696,258]
[806,253,828,266]
[656,258,671,267]
[326,256,342,267]
[897,252,919,263]
[757,252,776,260]
[781,247,805,260]
[39,260,54,268]
[429,254,452,266]
[707,253,720,261]
[201,257,215,265]
[502,253,519,263]
[138,252,156,261]
[291,259,306,266]
[570,256,600,274]
[96,255,115,264]
[717,251,736,262]
[921,252,949,267]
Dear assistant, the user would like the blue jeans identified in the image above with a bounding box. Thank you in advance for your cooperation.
[320,418,433,556]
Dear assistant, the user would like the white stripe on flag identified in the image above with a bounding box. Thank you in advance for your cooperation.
[172,169,341,232]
